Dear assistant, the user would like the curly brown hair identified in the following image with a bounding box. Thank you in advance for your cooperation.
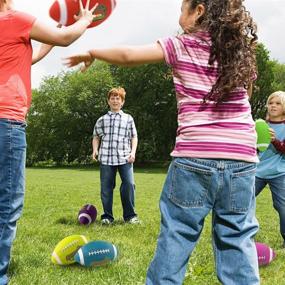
[186,0,257,103]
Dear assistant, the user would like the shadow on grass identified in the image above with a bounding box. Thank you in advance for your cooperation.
[55,217,78,225]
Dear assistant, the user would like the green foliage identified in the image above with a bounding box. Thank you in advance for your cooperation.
[9,167,285,284]
[250,43,275,119]
[271,60,285,91]
[27,62,114,165]
[27,62,176,165]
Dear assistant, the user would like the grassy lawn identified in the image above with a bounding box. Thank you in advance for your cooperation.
[8,166,285,285]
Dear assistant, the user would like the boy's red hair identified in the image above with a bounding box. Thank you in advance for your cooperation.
[107,87,126,101]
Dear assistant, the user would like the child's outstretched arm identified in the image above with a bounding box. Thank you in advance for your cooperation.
[63,43,165,72]
[30,0,97,47]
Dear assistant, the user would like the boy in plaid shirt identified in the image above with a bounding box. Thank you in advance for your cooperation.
[92,87,139,224]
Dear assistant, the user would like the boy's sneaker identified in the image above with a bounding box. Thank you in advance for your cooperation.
[126,216,140,224]
[101,218,113,225]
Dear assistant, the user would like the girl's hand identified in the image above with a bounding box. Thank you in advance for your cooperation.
[75,0,98,24]
[269,128,276,142]
[63,52,94,72]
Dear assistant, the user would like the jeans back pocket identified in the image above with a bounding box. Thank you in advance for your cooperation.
[168,160,212,208]
[230,167,256,213]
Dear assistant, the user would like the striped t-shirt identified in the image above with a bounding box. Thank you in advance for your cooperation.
[158,32,258,163]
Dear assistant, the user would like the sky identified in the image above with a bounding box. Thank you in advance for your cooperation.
[13,0,285,88]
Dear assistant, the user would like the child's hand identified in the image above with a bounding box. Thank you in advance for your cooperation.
[74,0,99,25]
[63,52,94,72]
[92,149,98,161]
[128,153,136,163]
[269,128,276,142]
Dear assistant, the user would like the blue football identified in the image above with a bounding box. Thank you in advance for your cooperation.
[74,240,118,267]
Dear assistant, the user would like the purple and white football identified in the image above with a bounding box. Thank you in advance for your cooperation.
[74,240,118,267]
[255,242,276,266]
[78,204,97,225]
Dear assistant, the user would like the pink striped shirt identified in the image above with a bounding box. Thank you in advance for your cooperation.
[158,32,258,163]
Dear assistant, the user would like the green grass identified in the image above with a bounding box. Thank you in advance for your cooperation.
[8,166,285,285]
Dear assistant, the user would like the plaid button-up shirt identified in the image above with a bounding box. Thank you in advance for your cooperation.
[93,110,138,165]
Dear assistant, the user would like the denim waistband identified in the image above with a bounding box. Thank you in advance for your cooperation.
[0,118,26,126]
[173,157,256,170]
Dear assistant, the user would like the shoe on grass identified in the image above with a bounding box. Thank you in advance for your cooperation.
[101,218,113,225]
[126,216,140,224]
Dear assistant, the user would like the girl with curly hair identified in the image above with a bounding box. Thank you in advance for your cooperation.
[65,0,260,283]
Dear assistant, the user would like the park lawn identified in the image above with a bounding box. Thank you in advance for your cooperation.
[8,166,285,285]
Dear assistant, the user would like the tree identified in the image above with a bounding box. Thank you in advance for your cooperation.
[27,62,114,165]
[250,43,275,119]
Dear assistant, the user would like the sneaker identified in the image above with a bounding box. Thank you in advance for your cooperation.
[126,216,140,224]
[101,218,113,225]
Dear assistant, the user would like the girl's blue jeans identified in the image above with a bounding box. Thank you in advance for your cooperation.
[146,158,260,285]
[255,175,285,240]
[0,119,26,285]
[100,163,137,221]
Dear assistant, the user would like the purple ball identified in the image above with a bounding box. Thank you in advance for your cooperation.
[78,204,97,225]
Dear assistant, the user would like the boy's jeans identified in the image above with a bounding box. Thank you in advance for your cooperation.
[100,163,137,221]
[256,175,285,240]
[146,158,259,285]
[0,119,26,285]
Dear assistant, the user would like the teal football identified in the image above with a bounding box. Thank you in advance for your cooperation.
[74,240,118,267]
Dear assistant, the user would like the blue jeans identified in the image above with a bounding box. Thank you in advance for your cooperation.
[0,119,26,285]
[146,158,259,285]
[100,163,137,221]
[255,175,285,240]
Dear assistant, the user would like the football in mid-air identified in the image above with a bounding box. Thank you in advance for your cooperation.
[74,240,118,267]
[51,234,88,265]
[78,204,97,225]
[255,242,276,266]
[49,0,116,29]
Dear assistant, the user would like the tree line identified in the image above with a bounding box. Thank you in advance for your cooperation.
[26,44,285,166]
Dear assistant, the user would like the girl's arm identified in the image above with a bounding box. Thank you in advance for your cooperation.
[30,0,97,47]
[32,43,54,65]
[64,43,165,72]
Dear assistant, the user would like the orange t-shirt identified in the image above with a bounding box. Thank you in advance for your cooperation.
[0,10,36,122]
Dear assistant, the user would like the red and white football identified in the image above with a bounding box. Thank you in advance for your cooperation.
[49,0,116,28]
[255,242,276,266]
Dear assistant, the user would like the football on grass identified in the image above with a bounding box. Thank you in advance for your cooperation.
[78,204,97,225]
[51,234,88,265]
[255,242,276,266]
[74,240,118,267]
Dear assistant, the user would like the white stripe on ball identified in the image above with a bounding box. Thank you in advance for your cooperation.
[81,235,88,243]
[57,0,68,25]
[269,248,273,262]
[52,251,62,265]
[112,244,117,260]
[78,248,85,265]
[78,213,92,224]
